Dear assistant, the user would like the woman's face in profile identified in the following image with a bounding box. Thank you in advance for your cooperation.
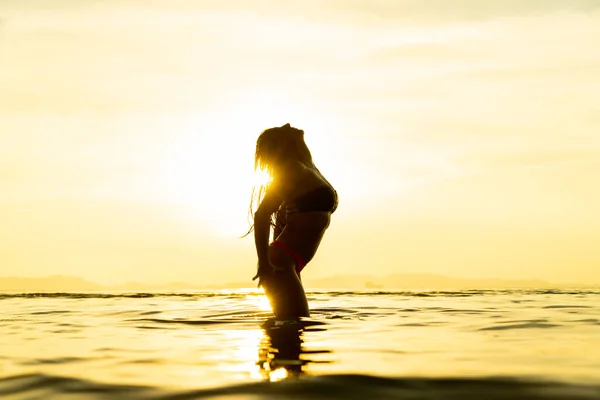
[282,124,303,136]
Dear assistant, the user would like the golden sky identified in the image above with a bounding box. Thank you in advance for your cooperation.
[1,0,599,286]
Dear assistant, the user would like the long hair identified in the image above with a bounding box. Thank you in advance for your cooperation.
[241,125,288,238]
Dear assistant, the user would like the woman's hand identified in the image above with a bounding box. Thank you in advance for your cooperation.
[252,261,285,288]
[252,262,272,288]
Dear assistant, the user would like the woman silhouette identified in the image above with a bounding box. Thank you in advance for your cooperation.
[245,123,338,319]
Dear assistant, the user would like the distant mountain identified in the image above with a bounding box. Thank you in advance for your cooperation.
[0,275,104,292]
[0,273,594,292]
[304,273,590,290]
[0,275,204,292]
[108,281,206,291]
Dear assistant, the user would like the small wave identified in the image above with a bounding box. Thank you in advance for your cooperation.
[479,322,561,331]
[127,318,247,326]
[572,319,599,324]
[19,357,91,366]
[438,308,496,314]
[1,373,599,400]
[0,292,211,299]
[1,288,598,300]
[542,305,592,309]
[29,310,73,315]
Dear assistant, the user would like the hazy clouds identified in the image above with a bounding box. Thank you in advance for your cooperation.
[1,1,599,284]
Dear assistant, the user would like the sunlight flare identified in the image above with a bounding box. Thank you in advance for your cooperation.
[154,88,346,236]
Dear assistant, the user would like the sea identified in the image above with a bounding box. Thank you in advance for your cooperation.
[1,289,599,399]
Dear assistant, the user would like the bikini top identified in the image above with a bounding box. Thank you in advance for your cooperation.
[286,186,338,214]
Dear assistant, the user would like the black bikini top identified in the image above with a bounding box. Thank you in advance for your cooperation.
[286,186,338,214]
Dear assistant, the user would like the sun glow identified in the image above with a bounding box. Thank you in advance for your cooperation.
[249,293,273,312]
[154,88,348,236]
[253,169,272,188]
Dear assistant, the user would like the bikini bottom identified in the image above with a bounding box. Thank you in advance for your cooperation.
[271,241,306,275]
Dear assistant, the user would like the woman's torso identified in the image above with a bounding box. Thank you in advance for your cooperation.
[283,162,337,215]
[274,162,338,264]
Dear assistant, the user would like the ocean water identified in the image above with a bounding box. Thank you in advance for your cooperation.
[1,289,599,399]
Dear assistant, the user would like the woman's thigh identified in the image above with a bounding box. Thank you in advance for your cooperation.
[268,241,297,271]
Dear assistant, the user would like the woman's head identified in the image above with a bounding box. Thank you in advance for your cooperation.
[254,123,309,174]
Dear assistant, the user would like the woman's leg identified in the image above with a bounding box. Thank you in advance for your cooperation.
[262,242,309,319]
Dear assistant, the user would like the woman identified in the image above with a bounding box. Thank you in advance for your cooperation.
[245,123,338,319]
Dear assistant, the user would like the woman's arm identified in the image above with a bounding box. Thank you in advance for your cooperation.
[254,204,275,267]
[252,190,283,286]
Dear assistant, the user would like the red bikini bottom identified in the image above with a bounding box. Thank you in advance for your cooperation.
[271,241,307,275]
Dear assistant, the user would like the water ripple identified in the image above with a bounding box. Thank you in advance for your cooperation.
[1,373,599,400]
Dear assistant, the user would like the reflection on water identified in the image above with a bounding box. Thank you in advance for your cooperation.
[256,319,332,382]
[2,289,600,396]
